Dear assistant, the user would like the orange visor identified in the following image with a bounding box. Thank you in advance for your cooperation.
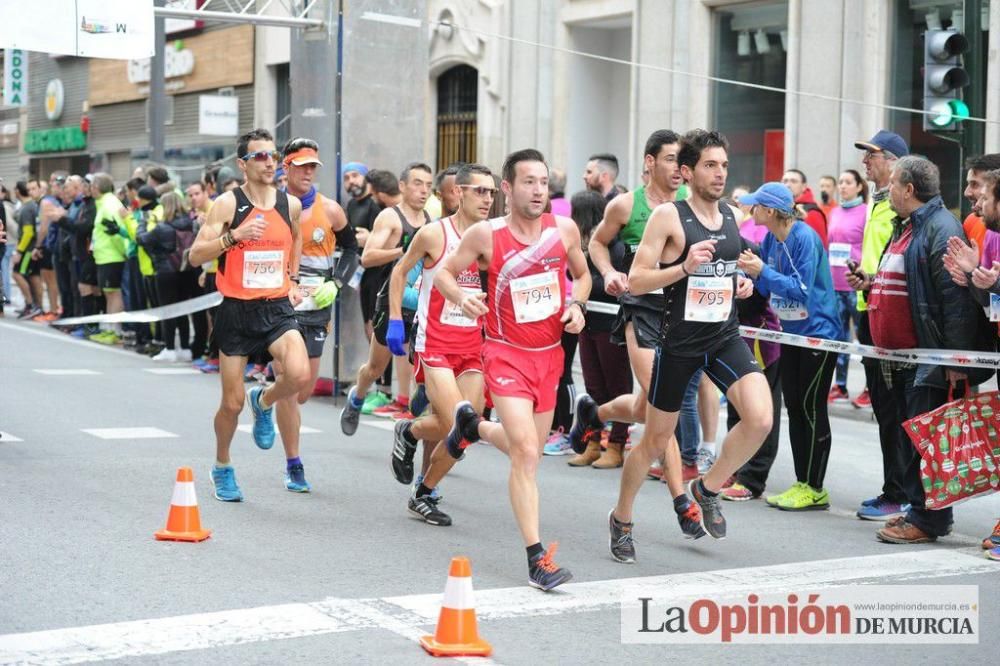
[284,148,323,167]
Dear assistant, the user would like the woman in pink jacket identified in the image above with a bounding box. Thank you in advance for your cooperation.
[826,169,868,403]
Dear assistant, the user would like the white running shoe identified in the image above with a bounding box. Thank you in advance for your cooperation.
[696,447,716,475]
[152,348,178,362]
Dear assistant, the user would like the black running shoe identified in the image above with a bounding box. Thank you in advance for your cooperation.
[340,385,362,436]
[408,494,452,526]
[608,509,636,563]
[445,401,481,460]
[528,543,573,591]
[688,478,726,540]
[391,419,418,484]
[568,394,604,454]
[675,497,708,539]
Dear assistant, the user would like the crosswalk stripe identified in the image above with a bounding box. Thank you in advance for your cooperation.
[33,369,102,376]
[0,550,991,664]
[81,427,180,440]
[236,424,321,436]
[0,431,24,442]
[142,368,202,375]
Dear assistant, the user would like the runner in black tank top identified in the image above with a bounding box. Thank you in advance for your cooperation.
[606,129,773,554]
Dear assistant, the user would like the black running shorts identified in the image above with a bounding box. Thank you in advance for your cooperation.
[648,335,761,412]
[96,261,125,290]
[213,296,301,359]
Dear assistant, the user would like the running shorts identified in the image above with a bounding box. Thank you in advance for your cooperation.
[37,247,53,271]
[96,261,125,290]
[482,339,563,414]
[78,257,98,286]
[299,321,330,359]
[414,350,483,384]
[213,296,301,360]
[610,294,665,349]
[16,252,40,277]
[648,335,761,413]
[373,306,416,347]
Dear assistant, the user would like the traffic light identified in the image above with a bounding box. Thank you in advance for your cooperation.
[923,29,970,131]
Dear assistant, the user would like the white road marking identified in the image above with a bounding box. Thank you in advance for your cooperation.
[142,368,202,375]
[0,321,139,359]
[81,427,180,440]
[0,431,24,442]
[236,424,321,436]
[33,369,102,376]
[0,550,992,665]
[362,418,397,432]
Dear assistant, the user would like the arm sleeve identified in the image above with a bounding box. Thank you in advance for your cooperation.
[16,223,34,252]
[332,222,360,287]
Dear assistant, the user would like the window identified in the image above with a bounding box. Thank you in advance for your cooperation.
[274,63,291,148]
[436,65,478,170]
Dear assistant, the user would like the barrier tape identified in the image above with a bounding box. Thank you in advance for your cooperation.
[55,292,224,326]
[586,299,1000,370]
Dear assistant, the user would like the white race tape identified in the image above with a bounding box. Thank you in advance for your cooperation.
[586,299,1000,370]
[56,292,224,326]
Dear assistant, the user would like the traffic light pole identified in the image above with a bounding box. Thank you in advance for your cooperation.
[962,0,985,216]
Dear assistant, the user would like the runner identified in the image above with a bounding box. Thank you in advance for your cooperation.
[435,149,591,591]
[339,163,432,435]
[572,129,706,539]
[383,163,496,525]
[188,128,311,502]
[271,137,358,492]
[605,129,773,562]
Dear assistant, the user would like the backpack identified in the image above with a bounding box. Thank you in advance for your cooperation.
[168,226,196,271]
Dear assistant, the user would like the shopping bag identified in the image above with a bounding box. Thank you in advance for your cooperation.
[903,391,1000,510]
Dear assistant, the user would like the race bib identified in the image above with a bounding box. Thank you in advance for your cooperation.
[770,294,809,321]
[684,276,733,322]
[294,275,324,311]
[242,250,283,289]
[511,271,560,323]
[829,242,852,267]
[440,287,481,327]
[990,293,1000,322]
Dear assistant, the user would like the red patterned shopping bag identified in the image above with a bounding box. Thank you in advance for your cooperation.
[903,391,1000,510]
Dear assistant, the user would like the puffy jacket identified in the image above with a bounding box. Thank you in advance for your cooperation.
[136,213,193,275]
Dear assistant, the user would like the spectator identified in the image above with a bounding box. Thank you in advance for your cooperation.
[732,184,766,244]
[123,185,164,352]
[54,174,82,320]
[961,154,1000,258]
[430,164,462,219]
[73,176,100,338]
[0,185,6,313]
[781,168,828,247]
[488,174,507,218]
[89,173,129,344]
[826,169,869,403]
[583,153,619,203]
[548,168,570,217]
[817,174,838,220]
[12,180,43,319]
[1,185,15,307]
[34,174,65,320]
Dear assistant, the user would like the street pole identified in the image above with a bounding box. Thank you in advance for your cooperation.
[149,0,166,164]
[962,0,985,217]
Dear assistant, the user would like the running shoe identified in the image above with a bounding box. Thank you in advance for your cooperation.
[852,389,871,409]
[675,498,708,539]
[211,466,243,502]
[766,482,807,507]
[200,359,220,374]
[982,520,1000,550]
[647,459,664,481]
[176,348,194,363]
[69,327,86,339]
[96,330,121,345]
[391,419,418,485]
[687,478,726,540]
[414,474,442,503]
[446,401,481,459]
[285,463,311,492]
[152,348,179,362]
[856,497,909,521]
[776,485,829,511]
[987,546,1000,561]
[248,385,276,450]
[409,494,452,526]
[528,543,573,591]
[373,400,406,418]
[695,447,716,475]
[608,509,635,563]
[682,460,699,482]
[722,482,757,501]
[340,385,363,436]
[827,385,850,403]
[18,305,43,320]
[543,428,573,456]
[569,394,604,454]
[410,384,429,417]
[361,391,391,415]
[391,410,415,421]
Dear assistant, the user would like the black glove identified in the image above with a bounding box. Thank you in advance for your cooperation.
[101,219,120,236]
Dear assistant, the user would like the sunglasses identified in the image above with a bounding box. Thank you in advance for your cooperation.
[459,185,497,198]
[240,150,281,163]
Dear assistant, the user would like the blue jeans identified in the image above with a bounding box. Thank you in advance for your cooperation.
[675,368,702,464]
[835,290,860,389]
[1,243,13,302]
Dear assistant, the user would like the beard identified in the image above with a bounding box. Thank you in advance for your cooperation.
[985,212,1000,232]
[347,185,364,198]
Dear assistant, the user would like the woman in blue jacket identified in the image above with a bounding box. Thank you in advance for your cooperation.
[737,182,840,511]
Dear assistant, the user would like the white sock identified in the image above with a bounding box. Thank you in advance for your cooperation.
[701,441,716,455]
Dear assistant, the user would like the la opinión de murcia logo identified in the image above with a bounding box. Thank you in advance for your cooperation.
[80,17,128,34]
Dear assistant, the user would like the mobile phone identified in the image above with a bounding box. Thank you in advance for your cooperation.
[846,259,859,275]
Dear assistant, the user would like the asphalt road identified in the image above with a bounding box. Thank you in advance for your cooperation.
[1,315,998,664]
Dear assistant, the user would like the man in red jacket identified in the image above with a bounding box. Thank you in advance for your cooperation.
[782,169,828,248]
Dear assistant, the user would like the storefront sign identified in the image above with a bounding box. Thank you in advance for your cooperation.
[0,121,19,148]
[198,95,239,136]
[0,0,154,59]
[45,79,65,120]
[89,24,254,106]
[3,49,27,107]
[25,126,87,154]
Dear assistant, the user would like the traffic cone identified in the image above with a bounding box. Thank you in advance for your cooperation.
[154,467,211,542]
[419,556,492,657]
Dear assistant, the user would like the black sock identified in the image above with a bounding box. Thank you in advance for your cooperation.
[402,422,418,446]
[698,478,718,498]
[611,511,632,526]
[415,483,433,498]
[672,495,690,512]
[526,542,544,563]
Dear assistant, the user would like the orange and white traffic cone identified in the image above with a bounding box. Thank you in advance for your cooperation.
[419,556,492,657]
[154,467,211,542]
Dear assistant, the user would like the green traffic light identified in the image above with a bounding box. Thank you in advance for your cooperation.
[929,99,970,127]
[949,99,970,120]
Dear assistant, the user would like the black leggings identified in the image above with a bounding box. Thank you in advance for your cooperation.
[779,344,836,489]
[180,270,208,358]
[551,331,579,432]
[155,272,190,350]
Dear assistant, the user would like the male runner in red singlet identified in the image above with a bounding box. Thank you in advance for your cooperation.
[272,137,358,492]
[189,128,311,502]
[384,163,497,526]
[435,149,591,592]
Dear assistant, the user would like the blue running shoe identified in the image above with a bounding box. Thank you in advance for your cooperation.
[568,394,604,454]
[211,466,243,502]
[445,401,481,460]
[856,497,909,521]
[70,327,86,339]
[248,385,276,449]
[285,463,311,492]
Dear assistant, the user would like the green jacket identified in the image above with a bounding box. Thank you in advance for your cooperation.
[857,195,894,312]
[125,205,163,276]
[92,193,127,266]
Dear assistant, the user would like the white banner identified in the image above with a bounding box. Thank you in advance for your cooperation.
[0,0,154,59]
[198,95,239,136]
[2,49,27,106]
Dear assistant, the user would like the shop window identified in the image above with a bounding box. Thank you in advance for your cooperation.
[436,65,478,170]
